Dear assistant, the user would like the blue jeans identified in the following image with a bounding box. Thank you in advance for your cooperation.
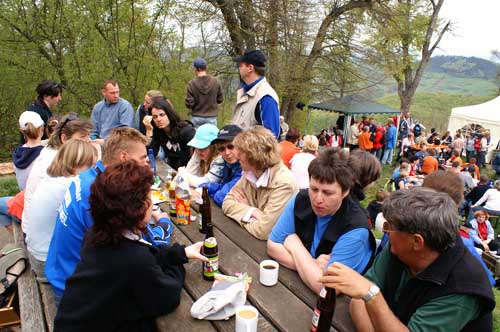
[0,196,13,227]
[381,148,394,165]
[191,116,217,128]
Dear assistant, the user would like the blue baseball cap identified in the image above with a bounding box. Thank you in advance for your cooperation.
[188,124,219,149]
[233,50,266,67]
[193,57,208,69]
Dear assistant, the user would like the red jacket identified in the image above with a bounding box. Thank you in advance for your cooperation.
[373,128,385,149]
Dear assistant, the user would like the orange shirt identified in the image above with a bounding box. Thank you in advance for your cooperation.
[358,132,373,151]
[421,156,439,175]
[280,140,300,169]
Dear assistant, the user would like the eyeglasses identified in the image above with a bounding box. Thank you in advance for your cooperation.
[59,114,78,140]
[217,144,235,152]
[382,221,402,234]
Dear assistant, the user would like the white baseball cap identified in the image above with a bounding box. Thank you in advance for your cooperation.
[19,111,44,130]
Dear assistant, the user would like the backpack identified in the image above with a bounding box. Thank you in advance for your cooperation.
[414,124,421,137]
[384,179,396,192]
[474,138,481,152]
[0,244,27,306]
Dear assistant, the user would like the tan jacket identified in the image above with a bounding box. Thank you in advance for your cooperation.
[222,162,298,240]
[231,78,279,131]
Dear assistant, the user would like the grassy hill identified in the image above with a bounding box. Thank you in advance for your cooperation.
[416,72,498,96]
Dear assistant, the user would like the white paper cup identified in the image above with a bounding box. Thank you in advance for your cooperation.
[259,260,279,286]
[235,305,258,332]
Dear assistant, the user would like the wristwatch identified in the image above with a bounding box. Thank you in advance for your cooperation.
[361,284,380,303]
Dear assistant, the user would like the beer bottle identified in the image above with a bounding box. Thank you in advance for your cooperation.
[311,287,335,332]
[168,180,176,217]
[199,187,211,233]
[201,222,219,281]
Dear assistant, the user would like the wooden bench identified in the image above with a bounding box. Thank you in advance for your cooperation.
[482,251,500,278]
[12,222,57,332]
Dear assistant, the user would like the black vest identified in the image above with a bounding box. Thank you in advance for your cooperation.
[293,190,376,273]
[383,236,495,332]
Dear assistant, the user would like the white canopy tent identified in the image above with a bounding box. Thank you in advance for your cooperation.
[448,95,500,147]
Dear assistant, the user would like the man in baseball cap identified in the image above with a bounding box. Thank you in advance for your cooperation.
[231,50,280,139]
[185,57,224,128]
[200,124,243,206]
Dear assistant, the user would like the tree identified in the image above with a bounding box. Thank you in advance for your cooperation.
[202,0,376,121]
[365,0,450,113]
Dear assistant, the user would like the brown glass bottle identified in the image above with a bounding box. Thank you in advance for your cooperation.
[310,287,335,332]
[201,222,219,281]
[199,187,211,233]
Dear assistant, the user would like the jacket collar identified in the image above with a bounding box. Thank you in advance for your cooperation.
[413,235,465,285]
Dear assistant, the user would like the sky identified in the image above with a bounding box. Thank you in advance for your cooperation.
[435,0,500,61]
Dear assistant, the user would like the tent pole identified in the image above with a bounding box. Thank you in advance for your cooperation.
[305,107,311,134]
[343,114,351,148]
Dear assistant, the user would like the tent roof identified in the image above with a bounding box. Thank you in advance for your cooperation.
[450,95,500,124]
[308,97,399,115]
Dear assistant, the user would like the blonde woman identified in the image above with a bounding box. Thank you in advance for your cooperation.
[223,126,298,240]
[290,135,319,189]
[134,90,163,135]
[25,139,96,281]
[183,123,224,187]
[23,113,93,234]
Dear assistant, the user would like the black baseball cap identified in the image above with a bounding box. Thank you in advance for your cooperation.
[233,50,267,67]
[211,125,243,144]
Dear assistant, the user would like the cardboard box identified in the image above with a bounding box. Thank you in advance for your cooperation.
[0,290,20,327]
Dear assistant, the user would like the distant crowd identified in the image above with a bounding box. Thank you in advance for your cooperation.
[0,48,497,332]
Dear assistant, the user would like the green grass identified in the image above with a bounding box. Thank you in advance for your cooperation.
[417,72,498,96]
[0,177,19,196]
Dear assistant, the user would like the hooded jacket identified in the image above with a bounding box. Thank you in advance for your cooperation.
[12,145,44,190]
[185,75,224,117]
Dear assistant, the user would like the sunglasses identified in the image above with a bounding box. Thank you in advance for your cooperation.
[59,114,78,140]
[217,144,235,152]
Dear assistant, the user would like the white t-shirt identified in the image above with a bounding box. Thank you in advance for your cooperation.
[22,147,58,233]
[25,176,75,261]
[290,152,316,189]
[474,188,500,211]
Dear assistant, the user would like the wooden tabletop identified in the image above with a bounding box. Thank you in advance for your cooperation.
[155,161,355,332]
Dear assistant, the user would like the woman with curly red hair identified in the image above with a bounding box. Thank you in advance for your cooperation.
[54,160,206,331]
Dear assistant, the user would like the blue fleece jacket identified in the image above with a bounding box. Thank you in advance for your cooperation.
[202,161,242,206]
[45,161,173,296]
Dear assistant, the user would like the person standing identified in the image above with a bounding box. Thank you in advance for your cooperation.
[90,80,134,142]
[231,50,280,139]
[279,116,289,142]
[348,118,360,150]
[24,80,63,142]
[185,58,224,128]
[381,118,397,165]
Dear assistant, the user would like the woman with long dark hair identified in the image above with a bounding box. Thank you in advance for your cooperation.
[54,160,205,331]
[145,98,195,170]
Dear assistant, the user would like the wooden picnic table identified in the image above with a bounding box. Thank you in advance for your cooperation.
[155,161,356,332]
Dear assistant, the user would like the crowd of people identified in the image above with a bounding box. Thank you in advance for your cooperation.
[0,48,497,332]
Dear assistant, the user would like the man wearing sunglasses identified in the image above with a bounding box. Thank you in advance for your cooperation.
[90,80,134,143]
[320,188,495,332]
[200,124,243,206]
